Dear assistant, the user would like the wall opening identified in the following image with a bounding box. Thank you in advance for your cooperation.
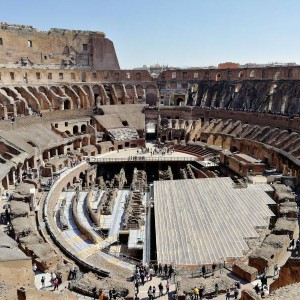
[64,100,71,110]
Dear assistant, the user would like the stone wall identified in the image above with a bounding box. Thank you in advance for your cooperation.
[270,258,300,293]
[0,258,34,300]
[240,289,262,300]
[0,22,119,70]
[232,262,258,282]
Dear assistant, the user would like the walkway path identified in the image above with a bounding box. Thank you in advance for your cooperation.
[137,274,176,300]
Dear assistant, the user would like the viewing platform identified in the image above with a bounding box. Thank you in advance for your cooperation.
[86,143,198,163]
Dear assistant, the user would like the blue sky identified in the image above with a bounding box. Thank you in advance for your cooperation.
[1,0,299,69]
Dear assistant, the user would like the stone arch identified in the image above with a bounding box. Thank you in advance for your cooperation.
[211,84,221,107]
[82,136,89,146]
[92,85,102,106]
[114,84,125,104]
[145,85,158,106]
[238,71,243,78]
[50,85,61,96]
[125,84,135,103]
[79,172,86,187]
[38,85,59,107]
[136,84,144,99]
[62,85,80,108]
[29,86,51,110]
[214,136,223,147]
[215,73,221,81]
[73,125,78,134]
[176,97,184,106]
[82,85,93,107]
[223,137,232,150]
[15,86,41,113]
[204,71,210,80]
[81,124,87,133]
[63,99,71,110]
[249,70,255,78]
[207,135,215,146]
[274,71,280,80]
[262,70,268,79]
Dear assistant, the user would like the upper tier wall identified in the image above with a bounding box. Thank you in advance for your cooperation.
[0,22,119,70]
[1,66,300,85]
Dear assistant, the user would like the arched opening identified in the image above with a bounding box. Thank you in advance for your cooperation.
[216,73,221,81]
[79,172,86,187]
[249,70,255,78]
[238,71,243,78]
[82,137,89,146]
[64,100,71,110]
[274,71,280,80]
[73,125,78,134]
[176,98,184,106]
[146,93,157,106]
[81,124,87,133]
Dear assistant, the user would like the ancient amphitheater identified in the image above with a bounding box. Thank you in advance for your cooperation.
[0,22,300,300]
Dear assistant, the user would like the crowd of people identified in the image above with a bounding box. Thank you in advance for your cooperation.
[133,262,174,300]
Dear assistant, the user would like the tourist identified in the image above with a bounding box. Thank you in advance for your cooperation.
[201,265,205,277]
[32,263,37,274]
[165,281,170,295]
[148,286,153,300]
[168,265,174,279]
[92,287,98,300]
[225,289,230,300]
[111,288,117,300]
[135,280,139,293]
[154,263,158,275]
[163,264,168,277]
[214,283,219,297]
[158,263,162,275]
[193,287,199,300]
[73,267,77,279]
[153,286,156,299]
[212,263,216,276]
[41,276,45,289]
[234,287,239,299]
[53,278,59,291]
[254,283,260,294]
[158,282,163,296]
[140,272,145,285]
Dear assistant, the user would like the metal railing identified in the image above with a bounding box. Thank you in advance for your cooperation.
[87,156,197,163]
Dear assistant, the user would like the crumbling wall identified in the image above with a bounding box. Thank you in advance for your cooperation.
[270,257,300,292]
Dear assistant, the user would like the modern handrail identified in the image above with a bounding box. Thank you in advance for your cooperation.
[87,156,197,163]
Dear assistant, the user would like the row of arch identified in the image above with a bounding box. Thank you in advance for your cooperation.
[0,83,159,118]
[192,81,300,114]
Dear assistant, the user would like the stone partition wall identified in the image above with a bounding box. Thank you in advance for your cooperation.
[240,289,262,300]
[270,257,300,293]
[232,262,258,282]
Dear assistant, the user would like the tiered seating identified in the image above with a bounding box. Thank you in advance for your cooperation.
[174,144,218,159]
